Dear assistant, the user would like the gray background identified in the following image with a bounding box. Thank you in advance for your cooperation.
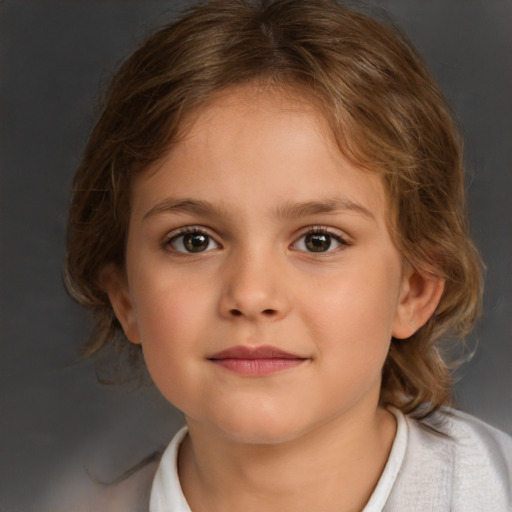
[1,1,511,510]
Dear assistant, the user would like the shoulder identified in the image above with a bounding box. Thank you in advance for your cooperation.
[387,408,512,511]
[439,409,512,469]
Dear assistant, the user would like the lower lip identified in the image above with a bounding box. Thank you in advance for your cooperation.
[210,358,306,376]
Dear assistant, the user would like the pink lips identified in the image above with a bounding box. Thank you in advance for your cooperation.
[208,345,307,376]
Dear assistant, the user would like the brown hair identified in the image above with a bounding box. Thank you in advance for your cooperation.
[65,0,483,418]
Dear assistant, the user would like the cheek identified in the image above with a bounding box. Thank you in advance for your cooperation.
[309,271,399,325]
[302,263,401,357]
[133,284,210,407]
[129,263,220,354]
[302,275,397,408]
[129,261,213,340]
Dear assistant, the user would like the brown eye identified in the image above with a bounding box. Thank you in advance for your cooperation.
[169,231,219,253]
[183,233,209,252]
[304,233,331,252]
[292,229,346,253]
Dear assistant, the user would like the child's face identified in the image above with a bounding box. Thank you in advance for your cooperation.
[106,86,420,444]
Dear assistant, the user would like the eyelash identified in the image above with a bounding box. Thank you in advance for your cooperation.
[292,227,349,254]
[165,227,220,254]
[164,226,349,254]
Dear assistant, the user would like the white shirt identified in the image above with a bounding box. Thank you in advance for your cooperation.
[150,408,512,511]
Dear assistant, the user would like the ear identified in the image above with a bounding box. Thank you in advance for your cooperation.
[392,266,445,339]
[100,264,141,344]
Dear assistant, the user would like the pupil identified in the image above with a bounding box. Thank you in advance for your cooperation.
[306,233,331,252]
[184,233,208,252]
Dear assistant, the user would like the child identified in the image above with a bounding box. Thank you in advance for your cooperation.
[64,0,512,510]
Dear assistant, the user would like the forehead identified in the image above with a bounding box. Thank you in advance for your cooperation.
[131,84,388,225]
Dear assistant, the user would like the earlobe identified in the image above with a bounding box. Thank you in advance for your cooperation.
[392,267,445,340]
[100,264,141,344]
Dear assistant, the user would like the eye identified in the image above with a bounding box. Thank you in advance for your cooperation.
[167,229,220,253]
[292,228,347,253]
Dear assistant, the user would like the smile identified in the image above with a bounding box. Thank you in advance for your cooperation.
[207,345,308,376]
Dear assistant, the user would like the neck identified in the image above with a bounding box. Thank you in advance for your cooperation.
[179,406,396,512]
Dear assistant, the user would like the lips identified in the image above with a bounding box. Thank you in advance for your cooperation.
[208,345,308,376]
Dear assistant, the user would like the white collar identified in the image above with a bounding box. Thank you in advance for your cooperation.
[149,408,408,512]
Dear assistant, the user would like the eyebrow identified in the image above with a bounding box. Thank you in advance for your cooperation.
[274,198,375,222]
[143,197,375,222]
[144,198,220,219]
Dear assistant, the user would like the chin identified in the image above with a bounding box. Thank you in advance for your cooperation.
[205,409,313,446]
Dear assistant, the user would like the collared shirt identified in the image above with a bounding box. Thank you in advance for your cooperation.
[150,408,512,512]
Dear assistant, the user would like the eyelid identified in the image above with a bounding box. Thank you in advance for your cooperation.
[163,225,221,253]
[291,226,351,253]
[164,224,215,237]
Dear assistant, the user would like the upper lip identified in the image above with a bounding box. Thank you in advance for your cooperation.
[208,345,305,360]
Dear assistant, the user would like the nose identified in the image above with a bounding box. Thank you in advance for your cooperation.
[218,250,291,322]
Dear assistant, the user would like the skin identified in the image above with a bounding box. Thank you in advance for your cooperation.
[104,85,444,511]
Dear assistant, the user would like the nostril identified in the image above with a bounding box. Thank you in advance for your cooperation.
[229,308,277,317]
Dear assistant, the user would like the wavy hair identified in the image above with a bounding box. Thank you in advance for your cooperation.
[65,0,483,418]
